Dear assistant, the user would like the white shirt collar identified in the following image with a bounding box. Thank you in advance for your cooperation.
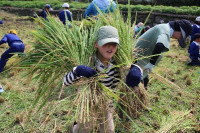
[95,55,114,72]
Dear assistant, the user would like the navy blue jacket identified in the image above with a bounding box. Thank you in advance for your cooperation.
[59,10,72,25]
[188,41,200,61]
[41,9,48,20]
[0,34,23,47]
[190,24,200,42]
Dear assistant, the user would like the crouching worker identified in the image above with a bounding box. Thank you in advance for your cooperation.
[134,19,192,89]
[188,33,200,66]
[0,30,25,73]
[63,26,142,133]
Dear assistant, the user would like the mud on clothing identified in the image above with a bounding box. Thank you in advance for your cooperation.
[0,34,25,72]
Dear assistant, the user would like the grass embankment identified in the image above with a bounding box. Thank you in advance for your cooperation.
[0,11,199,133]
[1,0,200,16]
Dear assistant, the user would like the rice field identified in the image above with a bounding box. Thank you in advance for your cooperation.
[0,10,200,133]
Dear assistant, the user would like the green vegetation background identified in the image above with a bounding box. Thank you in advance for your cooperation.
[0,0,200,15]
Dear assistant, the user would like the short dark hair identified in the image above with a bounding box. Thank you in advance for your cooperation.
[194,33,200,40]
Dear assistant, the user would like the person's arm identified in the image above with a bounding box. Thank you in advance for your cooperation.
[109,1,117,12]
[58,12,62,21]
[42,9,47,19]
[193,44,200,59]
[63,65,97,86]
[190,25,197,42]
[126,65,142,88]
[63,67,80,86]
[198,45,200,60]
[0,35,7,45]
[149,42,165,65]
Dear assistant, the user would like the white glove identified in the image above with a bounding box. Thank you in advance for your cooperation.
[143,62,154,73]
[198,57,200,61]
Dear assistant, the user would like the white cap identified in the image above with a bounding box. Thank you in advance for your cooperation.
[196,16,200,21]
[62,3,69,8]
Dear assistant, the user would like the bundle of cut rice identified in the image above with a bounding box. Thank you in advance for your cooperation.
[18,3,149,131]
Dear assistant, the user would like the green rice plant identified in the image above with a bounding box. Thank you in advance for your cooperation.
[18,1,188,132]
[16,1,151,130]
[19,14,104,104]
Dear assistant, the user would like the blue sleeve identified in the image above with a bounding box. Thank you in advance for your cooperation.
[84,3,95,18]
[58,11,62,21]
[194,45,200,58]
[42,10,47,19]
[0,20,3,24]
[110,1,117,12]
[188,43,194,55]
[0,35,7,45]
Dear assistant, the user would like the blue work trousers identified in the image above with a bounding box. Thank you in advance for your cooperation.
[190,60,200,66]
[0,44,25,72]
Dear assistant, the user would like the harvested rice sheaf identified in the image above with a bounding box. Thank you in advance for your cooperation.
[17,5,150,131]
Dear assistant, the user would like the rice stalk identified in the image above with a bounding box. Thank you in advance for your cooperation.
[157,110,197,133]
[150,72,181,90]
[17,1,153,131]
